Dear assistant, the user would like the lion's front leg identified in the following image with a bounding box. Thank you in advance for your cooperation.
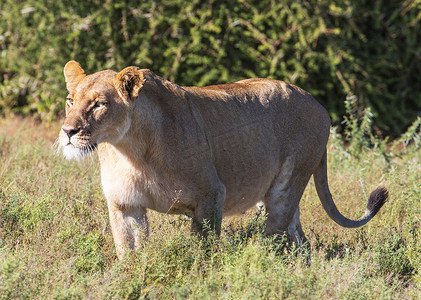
[107,203,148,259]
[191,184,226,237]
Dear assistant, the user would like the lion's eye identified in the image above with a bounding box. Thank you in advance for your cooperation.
[66,98,74,106]
[94,101,107,109]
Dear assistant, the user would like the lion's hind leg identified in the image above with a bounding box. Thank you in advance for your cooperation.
[287,207,308,246]
[263,156,312,246]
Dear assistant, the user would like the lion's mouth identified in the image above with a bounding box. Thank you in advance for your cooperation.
[62,142,98,160]
[80,143,98,154]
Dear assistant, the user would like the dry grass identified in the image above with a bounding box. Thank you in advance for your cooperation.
[0,116,420,299]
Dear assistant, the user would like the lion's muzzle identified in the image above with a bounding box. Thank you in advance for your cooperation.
[59,126,97,161]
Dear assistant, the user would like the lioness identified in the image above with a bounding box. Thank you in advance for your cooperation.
[58,61,387,258]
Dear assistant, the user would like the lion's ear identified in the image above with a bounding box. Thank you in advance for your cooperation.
[115,66,145,101]
[64,60,86,93]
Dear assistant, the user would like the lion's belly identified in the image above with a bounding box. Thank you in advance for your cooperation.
[211,124,281,216]
[219,164,275,216]
[222,192,267,216]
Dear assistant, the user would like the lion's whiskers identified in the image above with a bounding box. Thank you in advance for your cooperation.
[52,138,62,156]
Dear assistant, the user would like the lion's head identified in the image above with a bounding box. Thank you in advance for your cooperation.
[58,61,145,160]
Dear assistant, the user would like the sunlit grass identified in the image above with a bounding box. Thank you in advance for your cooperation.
[0,116,420,299]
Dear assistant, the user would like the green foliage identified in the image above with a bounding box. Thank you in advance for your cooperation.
[0,0,419,135]
[224,206,267,246]
[342,95,384,157]
[395,116,421,149]
[329,94,421,169]
[371,228,415,278]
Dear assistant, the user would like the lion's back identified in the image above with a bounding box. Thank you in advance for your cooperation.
[184,78,330,142]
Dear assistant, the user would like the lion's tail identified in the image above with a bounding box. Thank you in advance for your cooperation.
[313,150,388,228]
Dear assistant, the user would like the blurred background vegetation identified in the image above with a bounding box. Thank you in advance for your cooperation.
[0,0,419,137]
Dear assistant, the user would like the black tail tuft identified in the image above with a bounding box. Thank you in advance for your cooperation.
[366,187,388,216]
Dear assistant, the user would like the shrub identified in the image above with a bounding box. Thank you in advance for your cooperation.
[0,0,419,136]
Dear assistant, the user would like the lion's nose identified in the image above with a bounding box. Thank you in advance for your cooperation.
[62,126,80,138]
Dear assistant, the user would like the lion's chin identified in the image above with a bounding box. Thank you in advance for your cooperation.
[62,143,97,161]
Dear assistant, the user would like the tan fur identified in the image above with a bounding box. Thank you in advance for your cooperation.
[58,61,387,259]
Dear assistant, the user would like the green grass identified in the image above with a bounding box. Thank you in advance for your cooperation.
[0,116,420,299]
